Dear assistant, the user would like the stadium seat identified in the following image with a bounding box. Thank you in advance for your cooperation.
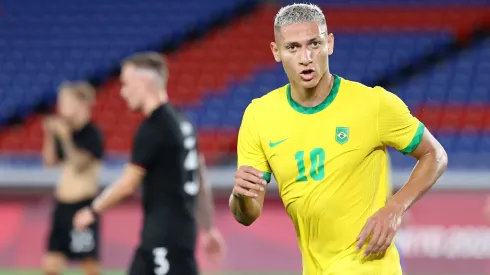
[280,0,489,3]
[0,0,258,122]
[0,2,488,168]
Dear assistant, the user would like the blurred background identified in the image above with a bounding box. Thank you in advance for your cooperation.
[0,0,489,274]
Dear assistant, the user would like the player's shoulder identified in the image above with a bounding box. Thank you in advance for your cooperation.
[341,77,411,118]
[340,76,388,95]
[339,76,397,105]
[135,118,158,140]
[245,84,289,114]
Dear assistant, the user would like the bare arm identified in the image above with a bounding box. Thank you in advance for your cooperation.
[42,128,59,167]
[230,102,270,226]
[52,118,96,171]
[387,129,448,212]
[92,164,144,213]
[229,166,267,226]
[358,129,447,254]
[196,154,215,231]
[229,191,265,226]
[198,155,227,263]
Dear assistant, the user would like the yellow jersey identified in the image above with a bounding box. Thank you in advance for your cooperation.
[380,151,394,199]
[382,150,393,200]
[236,75,424,274]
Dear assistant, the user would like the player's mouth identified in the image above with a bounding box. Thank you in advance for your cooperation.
[300,69,315,81]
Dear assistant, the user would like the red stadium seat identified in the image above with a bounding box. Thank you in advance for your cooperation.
[415,105,443,132]
[439,105,464,132]
[462,106,485,132]
[483,109,490,130]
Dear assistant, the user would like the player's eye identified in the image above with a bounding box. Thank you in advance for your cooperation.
[311,41,321,48]
[286,45,297,51]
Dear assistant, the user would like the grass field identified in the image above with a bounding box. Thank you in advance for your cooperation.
[0,271,483,275]
[0,270,298,275]
[1,270,483,275]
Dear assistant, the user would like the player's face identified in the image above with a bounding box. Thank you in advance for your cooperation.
[120,64,146,112]
[57,90,84,121]
[271,22,334,89]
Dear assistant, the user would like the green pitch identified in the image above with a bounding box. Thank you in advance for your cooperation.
[0,270,482,275]
[0,270,297,275]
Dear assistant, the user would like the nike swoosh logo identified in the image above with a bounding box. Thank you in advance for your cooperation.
[269,138,288,148]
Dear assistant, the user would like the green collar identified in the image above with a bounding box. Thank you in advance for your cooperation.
[287,74,341,114]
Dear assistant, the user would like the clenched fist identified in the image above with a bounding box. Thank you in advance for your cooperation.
[73,207,96,231]
[232,165,268,198]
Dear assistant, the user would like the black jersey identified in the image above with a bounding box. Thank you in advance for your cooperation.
[130,103,199,250]
[55,122,104,161]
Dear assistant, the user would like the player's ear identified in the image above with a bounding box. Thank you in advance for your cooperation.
[327,33,334,56]
[270,42,281,62]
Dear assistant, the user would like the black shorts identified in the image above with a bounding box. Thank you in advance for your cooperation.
[46,198,100,261]
[128,245,198,275]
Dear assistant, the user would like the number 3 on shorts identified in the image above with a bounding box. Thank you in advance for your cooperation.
[153,247,170,275]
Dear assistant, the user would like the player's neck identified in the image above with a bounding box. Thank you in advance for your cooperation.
[142,90,168,116]
[291,73,333,107]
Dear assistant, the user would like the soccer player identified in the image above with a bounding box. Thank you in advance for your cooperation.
[73,52,225,275]
[42,81,104,275]
[229,4,447,274]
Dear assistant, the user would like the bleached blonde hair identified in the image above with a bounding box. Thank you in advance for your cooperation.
[274,3,327,36]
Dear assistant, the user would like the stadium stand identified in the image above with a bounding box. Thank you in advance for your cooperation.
[0,0,257,124]
[388,38,490,169]
[0,2,488,168]
[278,0,490,4]
[0,0,259,162]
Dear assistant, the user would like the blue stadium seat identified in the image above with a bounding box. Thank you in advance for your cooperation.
[0,0,257,121]
[0,0,487,170]
[479,134,490,152]
[278,0,490,4]
[391,39,490,106]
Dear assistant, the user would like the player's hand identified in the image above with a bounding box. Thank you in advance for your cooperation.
[233,165,267,198]
[42,116,56,133]
[50,117,71,140]
[201,228,226,265]
[356,203,403,256]
[73,207,96,231]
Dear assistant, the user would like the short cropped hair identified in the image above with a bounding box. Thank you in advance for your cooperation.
[274,3,327,35]
[122,52,168,82]
[59,81,96,106]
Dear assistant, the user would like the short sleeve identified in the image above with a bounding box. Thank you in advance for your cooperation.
[130,124,161,171]
[237,101,272,182]
[76,128,104,160]
[377,88,425,154]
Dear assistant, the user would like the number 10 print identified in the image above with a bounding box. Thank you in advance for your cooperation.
[294,148,326,182]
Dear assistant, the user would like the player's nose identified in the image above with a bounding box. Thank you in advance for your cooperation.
[299,48,313,65]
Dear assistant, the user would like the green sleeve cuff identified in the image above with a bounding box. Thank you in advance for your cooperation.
[399,122,425,155]
[262,171,272,183]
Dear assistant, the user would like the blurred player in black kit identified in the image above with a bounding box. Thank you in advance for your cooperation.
[73,52,225,275]
[42,81,104,275]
